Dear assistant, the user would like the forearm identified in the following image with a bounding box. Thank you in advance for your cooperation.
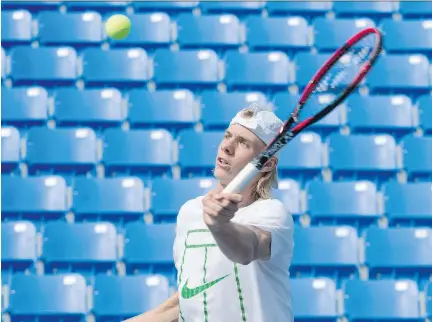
[124,292,179,322]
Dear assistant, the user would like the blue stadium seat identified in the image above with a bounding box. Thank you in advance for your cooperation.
[418,95,432,134]
[73,177,147,225]
[2,176,67,223]
[273,92,342,137]
[328,133,398,184]
[133,1,198,13]
[2,1,61,12]
[177,14,241,51]
[225,51,291,90]
[333,2,394,19]
[42,222,117,282]
[93,275,170,320]
[10,46,77,86]
[367,54,430,94]
[124,223,176,283]
[82,48,149,87]
[1,10,32,46]
[103,129,173,178]
[199,1,264,15]
[307,181,380,228]
[346,94,415,138]
[54,88,123,130]
[381,20,432,55]
[2,47,6,79]
[344,280,420,321]
[365,227,432,287]
[1,221,37,286]
[26,128,97,179]
[291,226,359,284]
[66,1,129,12]
[178,131,222,177]
[246,16,309,53]
[277,132,323,183]
[1,127,20,174]
[153,49,219,89]
[313,18,376,52]
[108,13,171,49]
[128,89,197,132]
[200,91,269,130]
[150,178,216,222]
[383,182,432,227]
[290,278,338,321]
[271,179,302,219]
[399,1,432,18]
[427,283,432,318]
[402,135,432,181]
[266,1,332,19]
[38,12,103,47]
[9,274,87,320]
[2,86,48,129]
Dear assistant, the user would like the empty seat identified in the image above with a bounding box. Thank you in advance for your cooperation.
[418,95,432,134]
[427,283,432,318]
[2,47,6,79]
[128,89,197,132]
[367,54,430,93]
[1,221,37,285]
[295,53,338,88]
[153,49,219,89]
[177,14,241,50]
[82,48,149,86]
[365,227,432,287]
[344,280,420,321]
[1,127,20,174]
[266,1,332,19]
[225,51,291,90]
[328,133,398,183]
[383,182,432,226]
[103,129,174,177]
[402,135,432,181]
[291,226,359,283]
[178,131,222,177]
[42,222,117,281]
[199,1,264,14]
[271,179,302,218]
[108,13,171,49]
[124,223,176,282]
[313,18,376,52]
[381,20,432,54]
[307,181,380,228]
[93,275,170,319]
[39,12,102,47]
[2,1,61,12]
[10,46,77,85]
[1,10,32,46]
[54,88,123,130]
[346,94,415,138]
[133,1,198,13]
[246,16,309,53]
[26,128,97,177]
[9,274,87,320]
[333,2,394,19]
[200,91,269,130]
[66,1,129,12]
[2,86,48,128]
[399,2,432,18]
[150,178,216,222]
[73,177,147,224]
[291,278,338,321]
[2,176,67,222]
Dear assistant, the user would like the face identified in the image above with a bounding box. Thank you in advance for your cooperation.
[214,124,267,185]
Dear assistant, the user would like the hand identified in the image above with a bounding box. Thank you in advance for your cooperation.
[202,191,243,226]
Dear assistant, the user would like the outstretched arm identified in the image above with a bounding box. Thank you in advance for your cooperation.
[124,292,179,322]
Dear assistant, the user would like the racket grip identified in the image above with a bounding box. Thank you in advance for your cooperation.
[222,163,260,194]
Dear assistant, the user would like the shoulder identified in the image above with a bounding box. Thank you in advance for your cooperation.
[176,195,205,223]
[240,198,293,228]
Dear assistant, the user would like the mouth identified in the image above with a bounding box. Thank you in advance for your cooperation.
[217,156,230,168]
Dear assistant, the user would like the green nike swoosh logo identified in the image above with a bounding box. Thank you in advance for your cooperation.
[181,274,230,299]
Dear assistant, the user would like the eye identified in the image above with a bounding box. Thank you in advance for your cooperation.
[240,139,250,148]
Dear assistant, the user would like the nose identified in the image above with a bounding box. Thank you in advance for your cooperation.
[221,138,235,156]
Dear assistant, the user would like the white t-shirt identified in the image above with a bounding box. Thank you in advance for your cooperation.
[173,196,294,322]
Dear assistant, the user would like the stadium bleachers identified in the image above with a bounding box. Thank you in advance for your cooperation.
[2,1,432,320]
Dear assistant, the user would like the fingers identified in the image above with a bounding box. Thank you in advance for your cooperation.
[213,193,243,203]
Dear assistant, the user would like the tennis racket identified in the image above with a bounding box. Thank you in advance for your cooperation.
[223,27,383,194]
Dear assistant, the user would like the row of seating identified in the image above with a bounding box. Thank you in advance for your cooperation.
[2,1,432,19]
[2,177,431,227]
[3,274,432,321]
[3,88,432,135]
[3,222,432,287]
[3,11,432,55]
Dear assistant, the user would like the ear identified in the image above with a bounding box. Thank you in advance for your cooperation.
[260,156,278,173]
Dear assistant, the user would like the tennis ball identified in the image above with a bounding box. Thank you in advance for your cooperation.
[105,14,131,40]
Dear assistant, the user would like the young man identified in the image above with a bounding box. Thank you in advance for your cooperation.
[126,104,294,322]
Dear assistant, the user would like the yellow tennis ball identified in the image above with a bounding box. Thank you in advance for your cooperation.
[105,14,131,40]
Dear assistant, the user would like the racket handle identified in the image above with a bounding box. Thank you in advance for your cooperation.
[222,163,260,194]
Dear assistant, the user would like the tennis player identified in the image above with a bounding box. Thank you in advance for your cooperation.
[126,104,294,322]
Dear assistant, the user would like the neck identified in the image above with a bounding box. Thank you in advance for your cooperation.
[215,181,258,208]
